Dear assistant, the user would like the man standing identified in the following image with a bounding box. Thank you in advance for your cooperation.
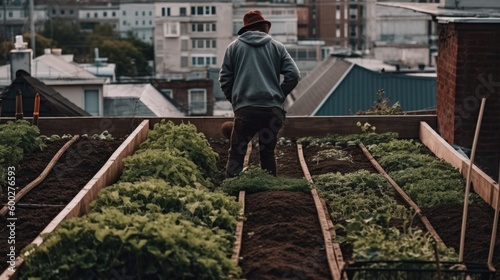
[219,10,300,178]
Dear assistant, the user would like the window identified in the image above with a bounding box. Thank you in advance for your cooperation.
[191,55,216,66]
[52,9,56,15]
[192,39,216,49]
[191,22,216,32]
[181,39,188,51]
[188,89,207,115]
[103,11,107,17]
[164,22,180,37]
[61,10,65,15]
[162,7,171,17]
[161,89,173,99]
[191,6,216,16]
[94,12,98,18]
[69,10,74,15]
[112,11,116,17]
[87,12,90,18]
[123,11,126,16]
[142,11,145,16]
[84,90,100,116]
[135,11,138,16]
[180,7,187,16]
[181,56,188,67]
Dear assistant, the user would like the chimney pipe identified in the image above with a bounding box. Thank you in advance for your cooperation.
[10,36,33,82]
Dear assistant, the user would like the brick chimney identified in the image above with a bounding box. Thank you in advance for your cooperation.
[436,19,500,178]
[9,35,33,82]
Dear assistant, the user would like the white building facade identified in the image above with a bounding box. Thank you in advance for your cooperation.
[119,4,155,44]
[154,0,233,75]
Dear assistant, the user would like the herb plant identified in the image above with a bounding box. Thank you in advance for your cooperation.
[220,166,310,195]
[120,149,213,188]
[140,120,218,179]
[21,210,241,279]
[91,179,241,241]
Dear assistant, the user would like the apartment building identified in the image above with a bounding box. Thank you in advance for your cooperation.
[153,0,233,74]
[119,3,155,44]
[78,4,120,32]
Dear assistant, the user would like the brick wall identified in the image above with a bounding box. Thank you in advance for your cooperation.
[152,79,215,116]
[436,22,500,178]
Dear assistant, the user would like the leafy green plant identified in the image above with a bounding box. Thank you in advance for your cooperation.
[140,120,218,179]
[356,89,404,115]
[313,171,407,222]
[91,180,241,240]
[376,153,436,172]
[0,120,45,154]
[298,132,399,148]
[0,120,45,185]
[21,210,240,279]
[340,213,457,262]
[120,149,213,188]
[220,166,310,196]
[367,139,422,158]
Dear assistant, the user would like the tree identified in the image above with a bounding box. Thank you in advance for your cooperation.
[124,31,154,61]
[98,39,150,77]
[40,18,84,56]
[0,35,13,65]
[22,33,55,57]
[86,23,119,48]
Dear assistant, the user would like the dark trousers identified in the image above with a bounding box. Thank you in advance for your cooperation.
[225,106,285,178]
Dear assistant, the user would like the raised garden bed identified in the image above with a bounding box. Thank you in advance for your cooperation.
[3,117,498,279]
[0,137,123,273]
[209,129,499,279]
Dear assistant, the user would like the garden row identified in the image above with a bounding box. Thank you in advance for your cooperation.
[298,129,493,278]
[18,120,243,279]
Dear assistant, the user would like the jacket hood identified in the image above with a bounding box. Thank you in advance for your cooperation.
[238,31,272,47]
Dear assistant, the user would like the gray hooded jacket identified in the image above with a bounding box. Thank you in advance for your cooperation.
[219,31,300,111]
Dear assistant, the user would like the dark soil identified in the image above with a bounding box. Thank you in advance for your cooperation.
[0,138,122,273]
[240,191,331,280]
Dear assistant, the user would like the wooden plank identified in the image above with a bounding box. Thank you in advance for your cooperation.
[311,189,342,280]
[231,191,245,264]
[419,121,466,171]
[462,161,500,207]
[0,120,150,280]
[298,142,344,280]
[358,142,445,248]
[320,198,345,274]
[243,141,252,169]
[281,115,437,139]
[1,115,437,141]
[297,144,313,183]
[420,121,500,209]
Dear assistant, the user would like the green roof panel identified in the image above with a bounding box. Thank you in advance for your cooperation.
[314,65,436,116]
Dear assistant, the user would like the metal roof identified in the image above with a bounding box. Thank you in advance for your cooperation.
[314,64,436,116]
[104,83,184,117]
[286,57,436,116]
[286,58,352,116]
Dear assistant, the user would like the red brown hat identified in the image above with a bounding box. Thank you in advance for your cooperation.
[238,10,271,35]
